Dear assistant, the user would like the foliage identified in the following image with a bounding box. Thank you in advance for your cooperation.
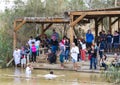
[0,0,119,67]
[0,23,12,67]
[103,66,120,84]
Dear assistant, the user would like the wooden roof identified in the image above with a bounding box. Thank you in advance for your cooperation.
[67,7,120,19]
[15,17,70,24]
[71,7,120,12]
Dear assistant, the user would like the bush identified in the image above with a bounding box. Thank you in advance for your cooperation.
[103,66,120,84]
[0,29,13,68]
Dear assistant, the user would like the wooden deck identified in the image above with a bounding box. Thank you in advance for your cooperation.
[31,56,105,73]
[29,53,117,73]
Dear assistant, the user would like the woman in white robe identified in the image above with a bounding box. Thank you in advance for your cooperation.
[70,43,79,70]
[13,48,21,67]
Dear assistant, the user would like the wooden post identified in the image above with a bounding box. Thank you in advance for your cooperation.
[101,18,103,31]
[63,24,66,36]
[13,21,17,50]
[118,18,120,32]
[70,15,74,45]
[109,17,112,33]
[41,24,44,35]
[95,18,98,41]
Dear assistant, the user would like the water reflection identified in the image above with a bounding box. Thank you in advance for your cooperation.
[14,68,21,83]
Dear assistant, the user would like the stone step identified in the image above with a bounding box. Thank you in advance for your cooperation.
[31,62,103,73]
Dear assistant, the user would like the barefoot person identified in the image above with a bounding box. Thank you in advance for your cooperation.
[58,41,65,69]
[70,43,79,70]
[20,47,26,68]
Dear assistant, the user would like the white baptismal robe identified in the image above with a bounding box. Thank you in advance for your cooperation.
[13,49,21,65]
[44,74,57,79]
[26,67,31,77]
[70,46,79,61]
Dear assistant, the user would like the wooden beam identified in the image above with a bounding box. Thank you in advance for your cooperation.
[71,11,120,16]
[6,58,14,67]
[14,20,26,31]
[43,23,53,32]
[111,17,120,25]
[70,13,86,27]
[109,17,112,33]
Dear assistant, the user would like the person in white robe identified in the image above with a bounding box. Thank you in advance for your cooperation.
[25,63,33,78]
[37,71,64,79]
[13,47,21,67]
[70,43,79,70]
[44,71,57,80]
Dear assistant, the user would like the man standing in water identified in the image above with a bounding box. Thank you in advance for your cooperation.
[13,47,21,67]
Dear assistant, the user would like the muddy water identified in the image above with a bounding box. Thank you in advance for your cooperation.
[0,68,111,85]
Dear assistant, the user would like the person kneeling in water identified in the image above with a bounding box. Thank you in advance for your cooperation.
[44,71,64,80]
[25,63,33,77]
[44,71,57,80]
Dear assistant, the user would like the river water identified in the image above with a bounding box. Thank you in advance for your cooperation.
[0,68,112,85]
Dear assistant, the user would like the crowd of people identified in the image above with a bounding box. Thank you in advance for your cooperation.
[13,29,120,70]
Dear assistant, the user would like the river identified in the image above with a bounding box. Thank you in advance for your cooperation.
[0,67,112,85]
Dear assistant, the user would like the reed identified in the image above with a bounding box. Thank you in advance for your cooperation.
[103,66,120,84]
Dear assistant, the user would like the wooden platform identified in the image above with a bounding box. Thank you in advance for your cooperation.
[30,54,116,73]
[31,58,103,73]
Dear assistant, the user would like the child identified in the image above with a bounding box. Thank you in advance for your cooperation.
[70,43,79,70]
[80,39,86,61]
[20,47,26,68]
[100,55,108,70]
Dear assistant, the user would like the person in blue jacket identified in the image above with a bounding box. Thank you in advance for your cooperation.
[86,30,94,48]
